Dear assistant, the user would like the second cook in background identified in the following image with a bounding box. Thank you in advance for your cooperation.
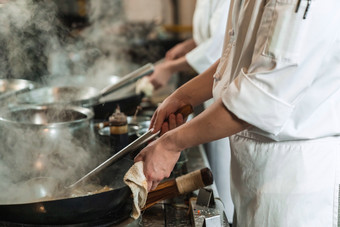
[147,0,230,89]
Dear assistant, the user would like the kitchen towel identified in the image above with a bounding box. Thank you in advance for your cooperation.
[123,161,148,219]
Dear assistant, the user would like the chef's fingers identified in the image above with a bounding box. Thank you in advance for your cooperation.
[150,110,157,130]
[160,122,169,136]
[168,113,176,130]
[134,150,144,163]
[147,180,153,192]
[150,180,160,191]
[176,113,184,126]
[152,109,167,133]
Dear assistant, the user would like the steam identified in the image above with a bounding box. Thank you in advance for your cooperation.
[0,0,66,81]
[0,0,156,204]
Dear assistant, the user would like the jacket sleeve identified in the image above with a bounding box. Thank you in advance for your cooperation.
[186,1,229,74]
[220,1,340,135]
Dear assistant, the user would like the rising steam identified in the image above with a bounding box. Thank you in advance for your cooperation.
[0,0,155,204]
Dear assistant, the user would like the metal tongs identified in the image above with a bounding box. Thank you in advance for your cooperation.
[68,104,194,189]
[68,129,158,188]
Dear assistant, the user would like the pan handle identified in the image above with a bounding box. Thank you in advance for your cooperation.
[99,63,154,97]
[143,167,213,210]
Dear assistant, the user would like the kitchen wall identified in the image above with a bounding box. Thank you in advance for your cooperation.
[123,0,196,25]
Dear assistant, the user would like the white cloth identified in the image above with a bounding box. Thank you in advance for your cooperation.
[212,0,340,226]
[185,0,230,74]
[123,161,148,219]
[213,0,340,141]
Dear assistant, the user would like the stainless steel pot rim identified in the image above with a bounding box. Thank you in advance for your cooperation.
[16,86,100,105]
[0,78,39,99]
[0,104,94,127]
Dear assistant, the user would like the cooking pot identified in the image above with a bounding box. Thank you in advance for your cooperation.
[0,104,106,183]
[15,63,153,107]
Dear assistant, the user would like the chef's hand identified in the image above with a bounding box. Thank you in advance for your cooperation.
[134,132,182,191]
[135,102,188,191]
[165,39,196,60]
[150,98,190,134]
[147,62,174,90]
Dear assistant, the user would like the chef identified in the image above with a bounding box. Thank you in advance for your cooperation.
[142,0,235,221]
[147,0,229,89]
[135,0,340,226]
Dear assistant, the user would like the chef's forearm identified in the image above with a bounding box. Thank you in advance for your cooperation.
[166,56,192,73]
[167,98,249,151]
[172,60,219,107]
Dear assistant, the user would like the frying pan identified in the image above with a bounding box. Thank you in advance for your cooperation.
[15,63,153,107]
[0,166,213,225]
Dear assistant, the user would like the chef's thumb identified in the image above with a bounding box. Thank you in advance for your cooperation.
[134,152,143,163]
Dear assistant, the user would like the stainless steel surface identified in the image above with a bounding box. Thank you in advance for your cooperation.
[0,79,38,99]
[0,104,96,193]
[68,129,159,188]
[0,104,93,127]
[190,198,229,227]
[16,63,154,107]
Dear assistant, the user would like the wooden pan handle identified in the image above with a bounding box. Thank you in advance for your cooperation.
[143,167,213,210]
[175,167,213,194]
[160,104,193,135]
[174,104,193,119]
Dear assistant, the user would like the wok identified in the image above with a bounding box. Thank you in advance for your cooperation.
[15,63,153,107]
[0,166,213,225]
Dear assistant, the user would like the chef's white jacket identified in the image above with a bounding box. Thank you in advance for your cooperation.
[185,0,229,74]
[212,1,340,226]
[213,0,340,141]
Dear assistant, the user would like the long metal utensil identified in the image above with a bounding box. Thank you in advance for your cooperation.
[68,104,194,189]
[68,129,158,189]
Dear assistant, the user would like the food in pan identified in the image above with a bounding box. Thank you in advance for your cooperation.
[70,185,113,197]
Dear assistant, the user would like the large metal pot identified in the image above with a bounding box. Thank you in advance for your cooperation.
[0,105,107,185]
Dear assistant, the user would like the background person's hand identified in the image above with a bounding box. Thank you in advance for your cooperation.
[147,62,174,90]
[165,39,196,60]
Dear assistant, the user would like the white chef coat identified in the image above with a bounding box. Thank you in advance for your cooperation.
[212,0,340,226]
[185,0,230,74]
[213,0,340,141]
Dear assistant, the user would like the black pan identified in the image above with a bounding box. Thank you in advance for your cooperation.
[0,156,135,225]
[0,165,213,225]
[0,185,133,225]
